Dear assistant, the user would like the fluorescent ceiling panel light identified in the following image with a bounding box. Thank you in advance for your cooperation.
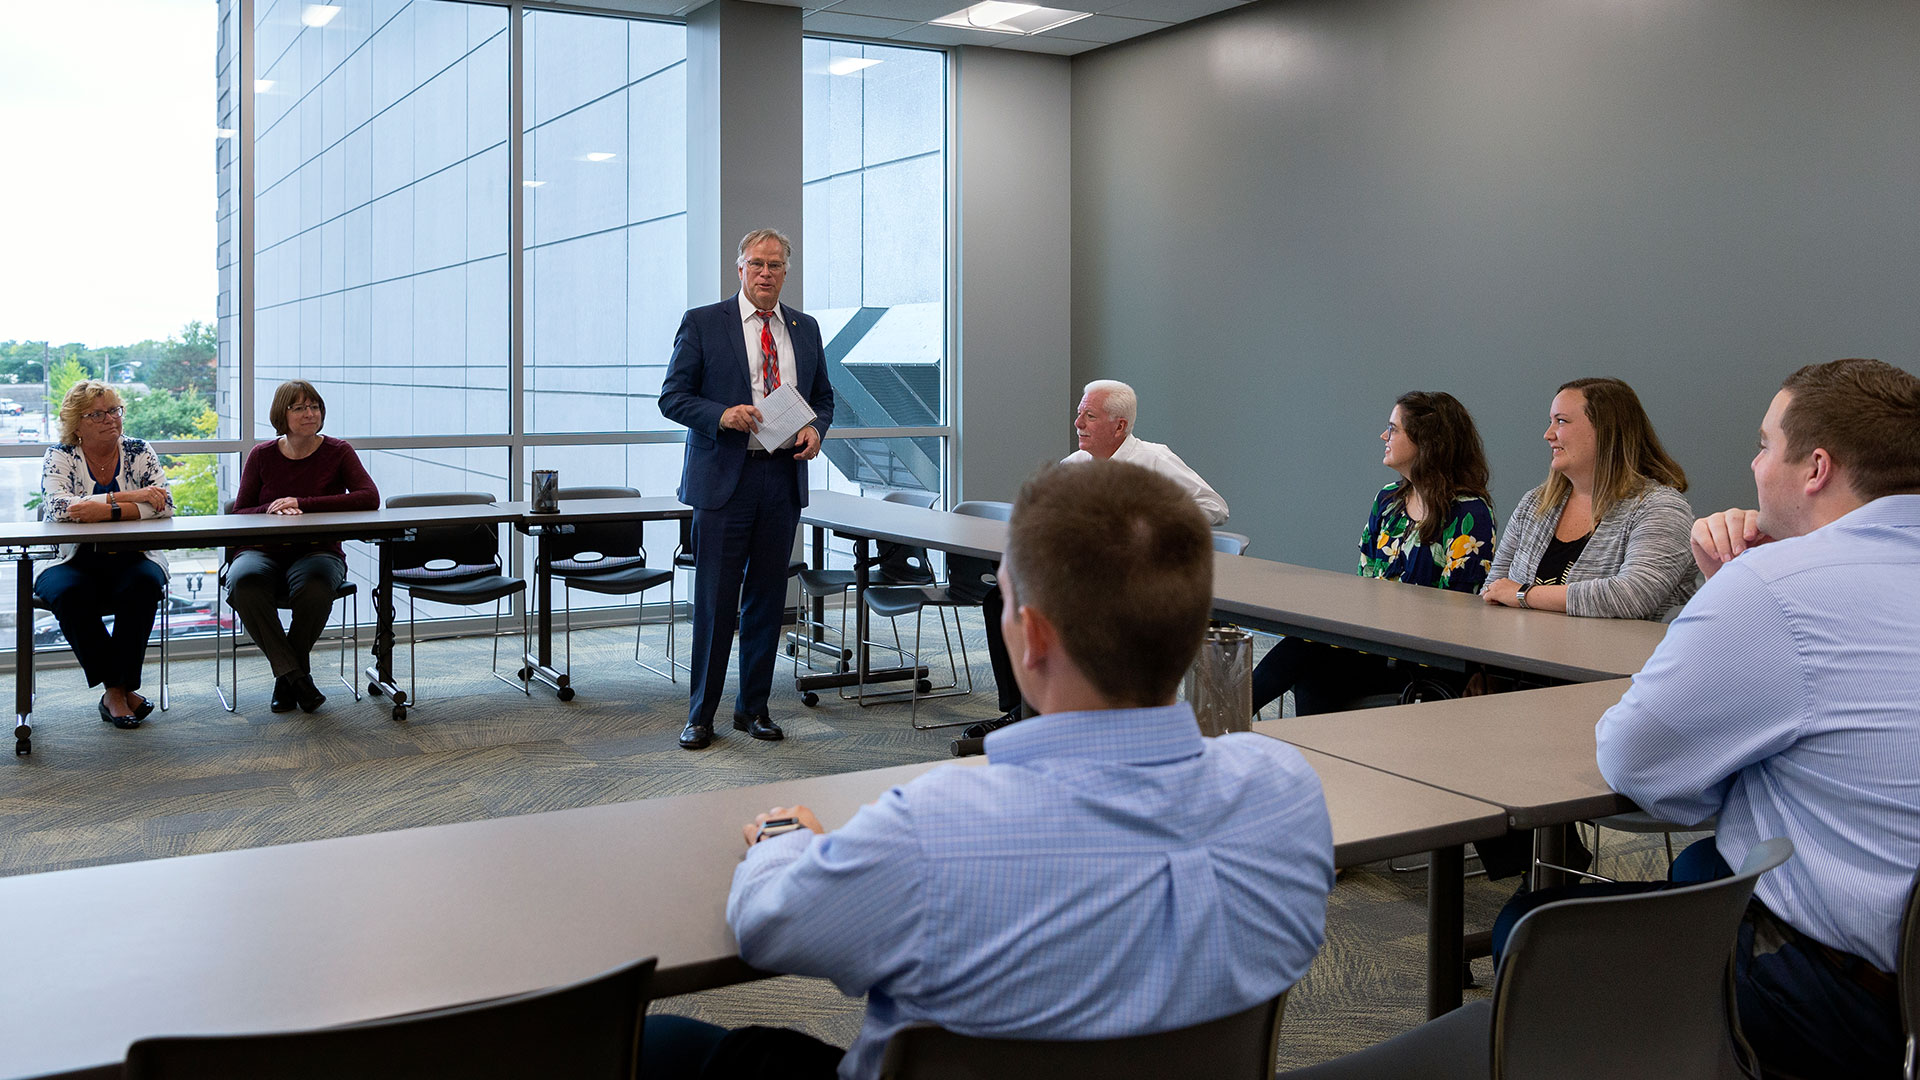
[301,4,341,27]
[215,127,236,139]
[583,152,616,162]
[932,2,1090,35]
[254,79,275,93]
[827,57,881,76]
[522,180,546,187]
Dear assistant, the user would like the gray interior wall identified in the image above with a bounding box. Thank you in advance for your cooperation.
[1071,0,1920,570]
[956,47,1074,504]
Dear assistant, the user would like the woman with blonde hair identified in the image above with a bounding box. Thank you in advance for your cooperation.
[35,380,174,728]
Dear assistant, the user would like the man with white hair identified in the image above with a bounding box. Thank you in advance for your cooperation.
[966,380,1229,747]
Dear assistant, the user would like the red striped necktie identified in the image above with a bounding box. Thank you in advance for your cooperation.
[755,310,781,392]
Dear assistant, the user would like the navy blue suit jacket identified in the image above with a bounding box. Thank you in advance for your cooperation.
[659,294,835,511]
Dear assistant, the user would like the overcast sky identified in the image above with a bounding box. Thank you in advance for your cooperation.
[0,0,218,349]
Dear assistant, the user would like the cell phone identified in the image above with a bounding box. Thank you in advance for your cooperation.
[754,817,802,843]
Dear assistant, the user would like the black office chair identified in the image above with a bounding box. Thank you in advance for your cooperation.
[1900,864,1920,1080]
[790,489,941,698]
[124,955,656,1080]
[211,502,359,712]
[383,492,529,720]
[1280,837,1793,1080]
[880,990,1289,1080]
[539,485,676,696]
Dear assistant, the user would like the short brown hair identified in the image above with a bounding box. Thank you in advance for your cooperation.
[1003,460,1214,707]
[1780,358,1920,500]
[57,380,123,446]
[1537,377,1688,520]
[269,380,325,436]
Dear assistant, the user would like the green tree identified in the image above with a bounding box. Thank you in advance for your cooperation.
[163,453,219,517]
[148,321,217,397]
[125,388,213,441]
[48,354,94,413]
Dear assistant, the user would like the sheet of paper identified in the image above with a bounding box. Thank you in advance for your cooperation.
[752,381,816,453]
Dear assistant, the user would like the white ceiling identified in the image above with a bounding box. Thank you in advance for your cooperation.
[581,0,1253,55]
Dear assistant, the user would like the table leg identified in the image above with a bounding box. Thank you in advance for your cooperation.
[14,552,33,755]
[523,527,569,698]
[792,533,925,693]
[810,525,826,648]
[365,534,405,708]
[1426,844,1466,1018]
[1532,825,1569,891]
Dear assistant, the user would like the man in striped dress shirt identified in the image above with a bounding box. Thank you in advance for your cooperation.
[644,460,1333,1079]
[1589,358,1920,1077]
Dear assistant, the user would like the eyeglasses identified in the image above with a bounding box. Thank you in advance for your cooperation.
[287,403,324,414]
[743,259,787,274]
[82,406,126,422]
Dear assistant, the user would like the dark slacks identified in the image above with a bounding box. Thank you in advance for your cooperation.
[979,585,1023,713]
[687,454,800,727]
[643,1016,843,1080]
[1493,838,1902,1079]
[226,550,347,679]
[1251,637,1407,714]
[34,549,166,692]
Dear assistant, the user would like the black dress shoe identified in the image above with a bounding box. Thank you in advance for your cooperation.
[130,693,156,721]
[270,676,298,713]
[961,707,1023,741]
[732,712,785,741]
[294,674,326,713]
[679,721,714,750]
[98,695,141,730]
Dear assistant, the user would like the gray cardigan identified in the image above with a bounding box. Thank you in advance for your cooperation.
[1486,482,1697,620]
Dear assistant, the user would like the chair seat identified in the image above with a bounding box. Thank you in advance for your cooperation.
[798,568,857,596]
[866,585,966,620]
[267,579,357,609]
[558,565,674,597]
[393,563,497,585]
[402,574,527,606]
[551,554,650,574]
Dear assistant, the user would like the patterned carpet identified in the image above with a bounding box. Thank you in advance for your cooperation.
[1,606,1690,1071]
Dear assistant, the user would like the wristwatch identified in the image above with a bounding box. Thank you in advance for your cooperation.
[1515,584,1531,609]
[108,493,122,521]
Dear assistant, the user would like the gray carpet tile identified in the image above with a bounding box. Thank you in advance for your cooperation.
[2,610,1690,1070]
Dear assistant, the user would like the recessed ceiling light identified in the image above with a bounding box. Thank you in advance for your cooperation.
[254,80,275,93]
[828,57,882,76]
[933,2,1090,35]
[522,180,546,187]
[583,152,616,162]
[301,4,341,27]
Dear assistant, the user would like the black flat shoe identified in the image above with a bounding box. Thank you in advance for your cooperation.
[679,721,714,750]
[294,674,326,713]
[130,693,156,721]
[732,712,785,741]
[99,695,142,730]
[270,676,298,713]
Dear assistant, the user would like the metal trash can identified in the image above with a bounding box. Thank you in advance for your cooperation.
[1184,624,1253,737]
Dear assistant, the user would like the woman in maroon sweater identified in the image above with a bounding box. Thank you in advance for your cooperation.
[229,380,379,712]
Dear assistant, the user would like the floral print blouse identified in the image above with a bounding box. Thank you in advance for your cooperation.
[1357,483,1495,593]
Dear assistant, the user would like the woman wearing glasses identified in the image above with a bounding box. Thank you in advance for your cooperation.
[227,380,379,713]
[36,380,175,729]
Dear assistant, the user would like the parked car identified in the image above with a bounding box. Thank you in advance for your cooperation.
[16,424,38,442]
[32,595,234,648]
[0,400,24,415]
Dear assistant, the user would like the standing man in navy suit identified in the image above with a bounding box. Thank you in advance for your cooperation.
[660,228,835,750]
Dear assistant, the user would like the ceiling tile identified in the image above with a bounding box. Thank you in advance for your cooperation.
[1097,0,1242,23]
[886,22,1020,46]
[802,10,920,37]
[1040,13,1169,42]
[819,0,980,21]
[992,35,1102,54]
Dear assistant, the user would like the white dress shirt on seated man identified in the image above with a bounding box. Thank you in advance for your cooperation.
[1066,380,1229,524]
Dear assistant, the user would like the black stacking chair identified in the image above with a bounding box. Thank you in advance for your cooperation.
[384,492,528,715]
[124,955,656,1080]
[1280,837,1793,1080]
[542,486,676,695]
[212,500,358,712]
[880,990,1289,1080]
[1900,864,1920,1080]
[791,489,941,698]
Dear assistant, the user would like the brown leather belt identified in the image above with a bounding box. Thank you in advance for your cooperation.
[1814,941,1897,1002]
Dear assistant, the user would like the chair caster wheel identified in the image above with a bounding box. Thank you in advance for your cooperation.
[917,679,933,694]
[369,682,384,698]
[14,734,28,756]
[516,666,531,681]
[391,705,408,722]
[557,686,576,702]
[801,692,819,707]
[835,661,850,674]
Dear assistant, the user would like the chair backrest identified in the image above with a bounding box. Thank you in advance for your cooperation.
[385,493,504,577]
[878,990,1287,1080]
[1212,530,1252,555]
[125,956,655,1080]
[944,553,1000,605]
[545,486,649,571]
[883,489,940,509]
[1900,864,1920,1079]
[1491,837,1793,1080]
[953,500,1012,522]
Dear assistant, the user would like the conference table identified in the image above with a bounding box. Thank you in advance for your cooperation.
[0,746,1506,1080]
[2,503,522,755]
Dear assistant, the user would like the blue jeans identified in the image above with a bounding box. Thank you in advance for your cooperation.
[1492,838,1901,1078]
[642,1015,843,1079]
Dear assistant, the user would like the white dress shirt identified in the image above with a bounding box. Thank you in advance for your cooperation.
[1063,434,1230,524]
[737,292,801,447]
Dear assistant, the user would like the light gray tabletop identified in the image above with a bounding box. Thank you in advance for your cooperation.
[1256,678,1639,830]
[1211,554,1669,681]
[0,739,1505,1079]
[0,502,521,550]
[514,496,691,526]
[800,490,1008,560]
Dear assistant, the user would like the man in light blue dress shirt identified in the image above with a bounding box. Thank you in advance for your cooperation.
[644,460,1333,1079]
[1502,358,1920,1078]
